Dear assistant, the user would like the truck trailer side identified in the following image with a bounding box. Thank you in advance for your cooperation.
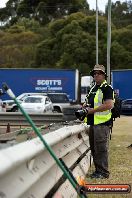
[112,69,132,100]
[0,68,80,102]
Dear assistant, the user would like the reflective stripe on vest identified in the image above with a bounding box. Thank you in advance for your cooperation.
[94,80,112,125]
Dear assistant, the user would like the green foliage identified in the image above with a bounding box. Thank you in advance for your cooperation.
[1,0,89,25]
[0,0,131,73]
[0,31,41,45]
[112,28,132,51]
[7,24,25,33]
[35,13,108,73]
[0,31,41,68]
[105,0,132,28]
[36,38,57,68]
[111,41,132,69]
[49,18,68,36]
[16,18,41,33]
[35,11,131,73]
[126,24,132,30]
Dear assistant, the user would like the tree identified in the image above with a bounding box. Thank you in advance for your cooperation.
[111,41,132,69]
[35,12,108,73]
[112,27,132,51]
[0,2,131,72]
[0,0,90,26]
[0,30,41,68]
[105,0,132,28]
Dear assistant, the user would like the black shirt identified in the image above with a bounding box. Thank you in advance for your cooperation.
[86,83,113,126]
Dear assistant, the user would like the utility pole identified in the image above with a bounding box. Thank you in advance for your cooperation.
[107,0,111,84]
[96,0,98,65]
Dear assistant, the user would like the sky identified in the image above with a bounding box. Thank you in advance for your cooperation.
[0,0,126,12]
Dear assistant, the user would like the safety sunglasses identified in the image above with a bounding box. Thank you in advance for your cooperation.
[93,71,104,75]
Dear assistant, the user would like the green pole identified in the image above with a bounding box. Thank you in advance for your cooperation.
[3,84,86,198]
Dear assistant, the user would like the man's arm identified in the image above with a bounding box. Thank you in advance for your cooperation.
[87,99,114,114]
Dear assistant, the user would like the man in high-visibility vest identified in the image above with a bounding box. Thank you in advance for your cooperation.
[84,64,114,179]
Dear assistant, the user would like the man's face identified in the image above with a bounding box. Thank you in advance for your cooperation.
[93,70,105,84]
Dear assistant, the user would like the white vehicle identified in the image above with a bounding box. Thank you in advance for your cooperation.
[20,95,53,113]
[3,93,46,112]
[81,76,93,103]
[3,92,80,113]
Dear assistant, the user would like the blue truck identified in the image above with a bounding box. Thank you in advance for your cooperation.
[0,68,80,102]
[112,69,132,100]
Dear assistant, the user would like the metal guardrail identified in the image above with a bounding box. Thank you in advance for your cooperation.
[0,112,64,126]
[0,124,53,143]
[0,124,90,198]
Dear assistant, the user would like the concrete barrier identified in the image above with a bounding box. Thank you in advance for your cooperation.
[0,124,90,198]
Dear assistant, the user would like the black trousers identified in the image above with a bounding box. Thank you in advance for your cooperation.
[89,125,110,177]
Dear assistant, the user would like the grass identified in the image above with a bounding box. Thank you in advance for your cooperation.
[85,116,132,198]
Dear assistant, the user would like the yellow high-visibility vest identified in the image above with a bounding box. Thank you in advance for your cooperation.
[84,80,112,125]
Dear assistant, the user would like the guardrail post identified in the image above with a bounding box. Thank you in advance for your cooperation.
[6,123,11,133]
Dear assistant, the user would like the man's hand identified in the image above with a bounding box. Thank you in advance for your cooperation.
[87,99,114,114]
[82,102,87,108]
